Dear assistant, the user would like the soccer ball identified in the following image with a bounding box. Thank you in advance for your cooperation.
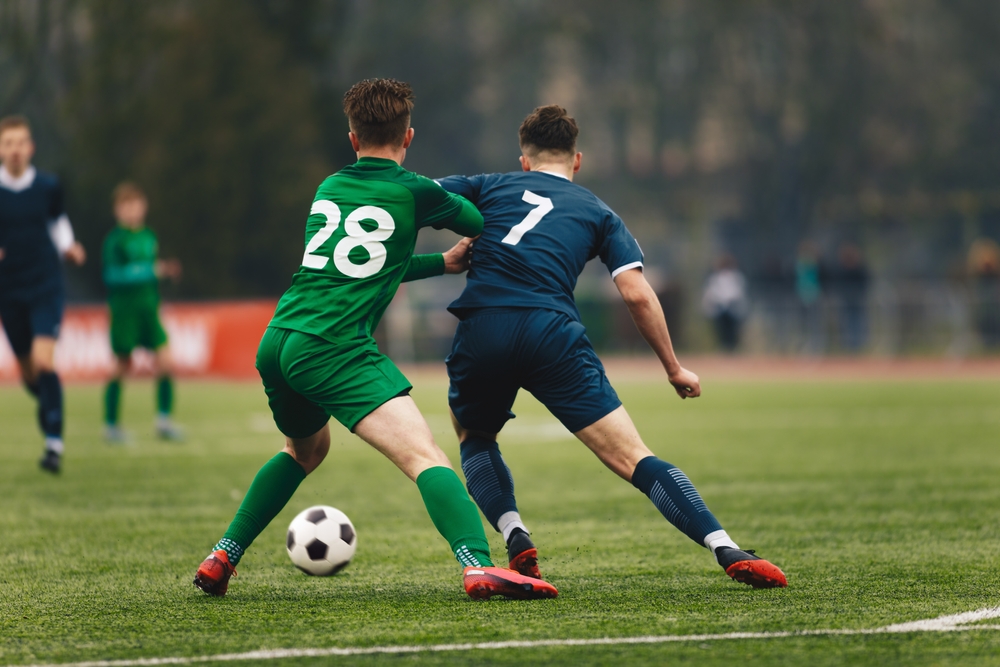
[286,505,357,576]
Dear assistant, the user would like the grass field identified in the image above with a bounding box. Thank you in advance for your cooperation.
[2,368,1000,666]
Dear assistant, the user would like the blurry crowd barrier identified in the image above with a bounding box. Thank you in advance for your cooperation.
[0,301,276,381]
[384,279,999,359]
[1,282,996,383]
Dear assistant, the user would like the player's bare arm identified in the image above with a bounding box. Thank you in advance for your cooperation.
[613,266,700,399]
[64,241,86,266]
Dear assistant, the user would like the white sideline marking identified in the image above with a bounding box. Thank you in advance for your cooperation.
[14,607,1000,667]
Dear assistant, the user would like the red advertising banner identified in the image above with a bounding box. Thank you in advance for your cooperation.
[0,301,276,382]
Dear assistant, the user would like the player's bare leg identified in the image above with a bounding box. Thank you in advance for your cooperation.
[153,345,182,440]
[104,355,131,443]
[356,397,556,600]
[23,336,64,473]
[575,406,787,588]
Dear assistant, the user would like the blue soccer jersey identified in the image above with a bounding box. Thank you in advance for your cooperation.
[0,166,67,300]
[436,170,643,320]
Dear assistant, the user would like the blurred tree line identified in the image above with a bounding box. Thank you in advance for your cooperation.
[2,0,1000,300]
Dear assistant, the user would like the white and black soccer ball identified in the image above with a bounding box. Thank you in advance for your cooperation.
[286,505,357,576]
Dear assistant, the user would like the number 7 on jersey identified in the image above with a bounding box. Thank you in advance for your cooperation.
[502,190,553,245]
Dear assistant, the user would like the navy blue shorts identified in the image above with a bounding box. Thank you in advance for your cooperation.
[0,291,64,357]
[446,308,621,434]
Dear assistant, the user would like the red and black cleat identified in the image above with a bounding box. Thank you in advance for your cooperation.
[716,547,787,588]
[507,530,541,579]
[193,549,237,596]
[463,566,558,600]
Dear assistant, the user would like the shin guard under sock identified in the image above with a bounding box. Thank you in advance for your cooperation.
[37,371,63,440]
[219,452,307,566]
[460,437,518,531]
[416,466,493,568]
[631,456,723,547]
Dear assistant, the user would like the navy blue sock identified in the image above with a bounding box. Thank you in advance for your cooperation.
[37,371,64,439]
[460,437,518,531]
[631,456,722,547]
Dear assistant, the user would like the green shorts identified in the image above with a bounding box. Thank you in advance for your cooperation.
[256,326,412,436]
[109,302,168,356]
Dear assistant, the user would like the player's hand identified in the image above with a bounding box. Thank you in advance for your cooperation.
[65,242,86,266]
[0,247,5,262]
[443,237,475,274]
[155,258,183,281]
[667,366,701,399]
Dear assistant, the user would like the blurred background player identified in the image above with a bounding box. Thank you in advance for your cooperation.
[193,78,557,601]
[0,115,86,473]
[101,181,183,442]
[701,253,749,353]
[437,105,787,589]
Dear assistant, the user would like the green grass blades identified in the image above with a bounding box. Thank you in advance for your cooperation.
[1,375,999,666]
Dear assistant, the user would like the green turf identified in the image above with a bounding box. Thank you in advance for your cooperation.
[1,374,999,666]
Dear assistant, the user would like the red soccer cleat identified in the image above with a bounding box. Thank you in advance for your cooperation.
[508,547,541,579]
[506,530,542,579]
[463,566,558,600]
[716,548,787,589]
[193,549,237,596]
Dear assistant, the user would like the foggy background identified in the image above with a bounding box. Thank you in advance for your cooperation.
[3,0,999,357]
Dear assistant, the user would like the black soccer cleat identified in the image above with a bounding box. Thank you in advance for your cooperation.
[38,450,61,474]
[506,529,541,579]
[715,547,787,588]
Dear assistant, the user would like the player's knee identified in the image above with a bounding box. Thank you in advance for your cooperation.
[286,429,331,474]
[31,354,56,374]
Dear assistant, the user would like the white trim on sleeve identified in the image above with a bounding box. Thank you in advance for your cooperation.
[48,214,76,255]
[611,261,643,279]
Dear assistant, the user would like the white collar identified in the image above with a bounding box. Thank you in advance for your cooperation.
[536,169,570,181]
[0,164,36,192]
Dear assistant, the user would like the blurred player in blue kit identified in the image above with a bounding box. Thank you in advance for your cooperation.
[0,115,87,473]
[437,105,787,588]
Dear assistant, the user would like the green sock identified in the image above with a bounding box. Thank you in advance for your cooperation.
[217,452,307,566]
[416,466,493,568]
[104,379,121,425]
[156,375,173,415]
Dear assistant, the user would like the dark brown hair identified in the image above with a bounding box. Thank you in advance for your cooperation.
[342,78,415,148]
[518,105,578,156]
[112,181,146,205]
[0,115,31,138]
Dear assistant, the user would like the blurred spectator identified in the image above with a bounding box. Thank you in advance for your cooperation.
[830,243,870,352]
[795,241,824,354]
[968,238,1000,350]
[701,254,749,352]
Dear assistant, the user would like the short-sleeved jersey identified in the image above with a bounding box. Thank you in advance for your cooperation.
[436,171,643,321]
[102,226,160,309]
[270,157,483,343]
[0,168,66,300]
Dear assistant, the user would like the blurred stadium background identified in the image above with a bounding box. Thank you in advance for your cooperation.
[3,0,1000,372]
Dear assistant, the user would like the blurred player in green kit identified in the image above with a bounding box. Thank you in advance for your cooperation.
[101,182,183,442]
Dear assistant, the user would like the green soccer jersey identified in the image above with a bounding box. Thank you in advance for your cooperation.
[269,157,483,342]
[102,225,160,308]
